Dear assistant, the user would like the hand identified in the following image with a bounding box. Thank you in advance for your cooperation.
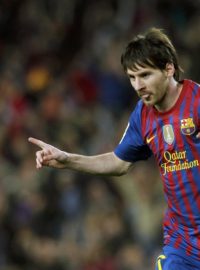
[196,132,200,139]
[28,137,69,169]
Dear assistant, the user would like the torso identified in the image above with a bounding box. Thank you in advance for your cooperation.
[141,79,200,259]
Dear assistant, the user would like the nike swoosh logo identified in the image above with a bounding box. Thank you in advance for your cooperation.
[146,135,156,144]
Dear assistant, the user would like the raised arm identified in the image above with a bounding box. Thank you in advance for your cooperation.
[28,137,132,176]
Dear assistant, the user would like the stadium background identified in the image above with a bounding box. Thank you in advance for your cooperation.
[0,0,199,269]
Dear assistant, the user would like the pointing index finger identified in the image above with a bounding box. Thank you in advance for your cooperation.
[28,137,47,149]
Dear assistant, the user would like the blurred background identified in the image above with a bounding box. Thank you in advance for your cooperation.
[0,0,200,269]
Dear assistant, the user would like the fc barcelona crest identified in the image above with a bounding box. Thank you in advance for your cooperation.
[163,124,174,145]
[181,118,196,135]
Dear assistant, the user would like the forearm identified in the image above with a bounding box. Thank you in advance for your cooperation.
[28,137,132,174]
[65,151,131,176]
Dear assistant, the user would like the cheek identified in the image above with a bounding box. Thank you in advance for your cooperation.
[130,81,134,88]
[153,77,167,95]
[130,80,136,90]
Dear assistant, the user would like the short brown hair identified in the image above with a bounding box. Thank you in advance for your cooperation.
[121,28,183,80]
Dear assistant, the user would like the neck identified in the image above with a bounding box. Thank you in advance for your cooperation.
[155,78,183,112]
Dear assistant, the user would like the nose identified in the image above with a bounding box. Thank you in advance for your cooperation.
[133,78,145,92]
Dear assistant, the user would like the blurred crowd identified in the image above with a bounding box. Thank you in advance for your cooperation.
[0,0,200,269]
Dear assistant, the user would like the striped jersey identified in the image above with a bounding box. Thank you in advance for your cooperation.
[114,79,200,262]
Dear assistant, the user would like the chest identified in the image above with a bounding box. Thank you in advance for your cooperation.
[143,109,200,165]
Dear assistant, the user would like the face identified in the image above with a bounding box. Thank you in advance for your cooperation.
[127,65,173,107]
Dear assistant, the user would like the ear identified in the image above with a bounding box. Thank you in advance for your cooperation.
[165,63,175,77]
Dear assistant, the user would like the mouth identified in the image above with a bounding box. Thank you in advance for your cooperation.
[139,93,151,101]
[141,93,150,98]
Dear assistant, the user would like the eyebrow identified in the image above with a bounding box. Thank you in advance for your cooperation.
[127,69,151,78]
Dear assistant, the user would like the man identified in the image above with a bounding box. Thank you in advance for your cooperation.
[29,28,200,269]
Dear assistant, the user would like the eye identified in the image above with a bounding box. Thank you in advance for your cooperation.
[142,72,150,78]
[129,75,135,81]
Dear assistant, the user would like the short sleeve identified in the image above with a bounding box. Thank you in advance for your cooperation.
[114,102,152,162]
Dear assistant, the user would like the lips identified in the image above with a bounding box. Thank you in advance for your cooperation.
[142,94,150,98]
[139,92,151,99]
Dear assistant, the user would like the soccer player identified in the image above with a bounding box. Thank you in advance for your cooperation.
[29,28,200,269]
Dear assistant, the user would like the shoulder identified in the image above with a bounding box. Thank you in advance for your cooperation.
[183,79,200,91]
[128,102,154,140]
[130,100,149,118]
[129,100,153,124]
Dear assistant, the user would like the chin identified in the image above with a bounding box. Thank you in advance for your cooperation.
[143,100,154,106]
